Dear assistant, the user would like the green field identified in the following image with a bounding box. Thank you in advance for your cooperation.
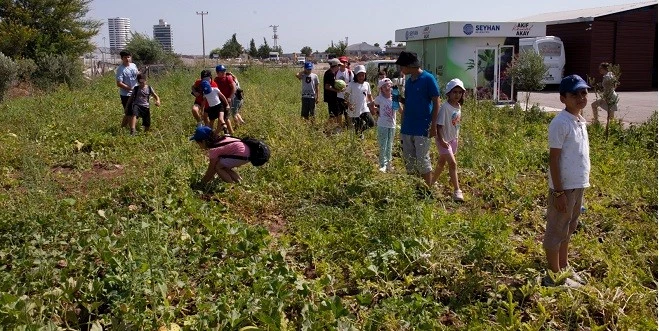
[0,67,656,330]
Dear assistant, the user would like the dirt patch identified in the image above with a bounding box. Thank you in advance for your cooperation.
[50,161,125,195]
[83,162,125,181]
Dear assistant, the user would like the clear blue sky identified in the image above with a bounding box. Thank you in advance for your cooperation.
[87,0,647,55]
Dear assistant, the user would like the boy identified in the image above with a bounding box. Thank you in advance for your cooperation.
[116,50,138,130]
[295,62,319,119]
[191,70,217,127]
[543,74,591,287]
[125,73,160,135]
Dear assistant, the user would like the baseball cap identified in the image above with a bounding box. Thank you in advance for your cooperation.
[215,64,227,72]
[338,56,349,63]
[378,78,393,89]
[200,69,212,79]
[445,78,466,95]
[304,62,313,70]
[189,125,213,141]
[353,65,366,75]
[395,51,421,67]
[328,58,341,67]
[559,74,590,94]
[201,80,212,95]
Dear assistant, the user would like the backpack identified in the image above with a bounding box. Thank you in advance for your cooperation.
[215,136,270,167]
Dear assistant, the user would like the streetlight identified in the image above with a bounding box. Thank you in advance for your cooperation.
[196,11,208,66]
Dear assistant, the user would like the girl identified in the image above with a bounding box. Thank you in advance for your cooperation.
[201,80,231,134]
[431,78,464,202]
[372,78,399,172]
[345,65,375,138]
[189,126,251,184]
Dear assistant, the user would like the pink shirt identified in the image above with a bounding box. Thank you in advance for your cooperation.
[208,137,251,168]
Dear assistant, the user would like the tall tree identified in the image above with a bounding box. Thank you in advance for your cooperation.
[0,0,101,59]
[248,38,258,58]
[257,37,271,59]
[125,32,164,66]
[300,46,312,57]
[219,33,243,58]
[325,41,347,56]
[385,40,393,47]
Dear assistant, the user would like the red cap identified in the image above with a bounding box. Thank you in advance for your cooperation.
[338,56,349,63]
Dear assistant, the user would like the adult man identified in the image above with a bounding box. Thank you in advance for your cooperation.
[213,65,236,134]
[395,51,440,187]
[116,50,139,131]
[323,58,343,128]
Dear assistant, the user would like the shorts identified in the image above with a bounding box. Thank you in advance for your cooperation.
[231,98,243,116]
[132,105,151,127]
[337,98,348,116]
[436,137,458,155]
[326,99,341,118]
[301,97,316,119]
[352,112,375,133]
[219,157,250,169]
[401,134,432,175]
[205,104,224,121]
[543,188,584,251]
[121,95,131,114]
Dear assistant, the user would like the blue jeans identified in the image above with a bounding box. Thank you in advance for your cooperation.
[377,126,395,168]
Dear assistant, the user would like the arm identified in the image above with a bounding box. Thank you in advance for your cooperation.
[217,90,229,126]
[151,88,161,107]
[116,80,132,92]
[429,96,440,138]
[314,83,319,103]
[191,84,201,97]
[201,156,219,184]
[295,71,303,80]
[549,147,567,213]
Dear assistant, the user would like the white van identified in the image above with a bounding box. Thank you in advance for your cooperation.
[519,36,565,85]
[268,52,280,62]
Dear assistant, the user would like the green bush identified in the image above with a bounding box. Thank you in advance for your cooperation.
[33,54,84,90]
[0,52,18,101]
[14,57,37,84]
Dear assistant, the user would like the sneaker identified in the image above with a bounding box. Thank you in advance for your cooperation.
[567,267,587,285]
[563,277,583,288]
[378,166,387,173]
[452,190,464,202]
[541,274,556,287]
[386,164,394,172]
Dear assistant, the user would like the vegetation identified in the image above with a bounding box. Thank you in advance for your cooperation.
[300,47,313,57]
[325,41,347,57]
[211,34,243,59]
[0,0,101,59]
[507,50,548,111]
[0,66,656,329]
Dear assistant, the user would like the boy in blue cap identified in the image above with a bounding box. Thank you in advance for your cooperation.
[295,62,320,119]
[543,74,591,287]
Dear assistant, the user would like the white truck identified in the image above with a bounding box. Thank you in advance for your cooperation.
[268,52,280,62]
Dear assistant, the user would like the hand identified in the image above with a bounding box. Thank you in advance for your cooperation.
[429,125,437,138]
[439,139,449,148]
[155,100,161,107]
[554,195,567,213]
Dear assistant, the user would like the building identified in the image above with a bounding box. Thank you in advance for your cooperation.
[153,19,174,52]
[395,21,547,102]
[516,2,658,91]
[107,17,131,53]
[345,42,382,56]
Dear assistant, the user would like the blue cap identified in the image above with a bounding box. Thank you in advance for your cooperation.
[189,125,213,141]
[304,62,313,70]
[559,74,590,94]
[215,64,227,72]
[201,80,212,95]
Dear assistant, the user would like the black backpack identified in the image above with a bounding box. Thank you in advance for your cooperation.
[215,136,270,167]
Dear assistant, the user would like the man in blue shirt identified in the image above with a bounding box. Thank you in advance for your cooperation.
[395,51,440,187]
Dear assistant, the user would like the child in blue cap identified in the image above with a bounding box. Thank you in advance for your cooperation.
[200,80,229,134]
[295,62,320,119]
[189,126,251,184]
[542,74,591,287]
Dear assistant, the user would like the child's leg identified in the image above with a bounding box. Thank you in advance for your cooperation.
[376,126,388,168]
[192,104,203,124]
[431,156,447,185]
[129,115,137,133]
[226,168,242,183]
[208,119,216,132]
[447,154,460,191]
[385,127,395,166]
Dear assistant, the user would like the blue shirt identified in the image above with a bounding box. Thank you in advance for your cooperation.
[116,63,138,96]
[400,71,440,136]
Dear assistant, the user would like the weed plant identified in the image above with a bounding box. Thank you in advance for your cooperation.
[0,66,655,329]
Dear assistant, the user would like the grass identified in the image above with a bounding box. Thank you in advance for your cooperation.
[0,66,656,330]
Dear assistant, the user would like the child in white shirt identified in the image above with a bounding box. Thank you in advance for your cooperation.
[345,65,375,138]
[201,80,230,134]
[372,78,400,172]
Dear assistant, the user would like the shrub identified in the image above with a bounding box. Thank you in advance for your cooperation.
[33,54,84,90]
[15,57,37,83]
[507,50,547,111]
[0,52,18,101]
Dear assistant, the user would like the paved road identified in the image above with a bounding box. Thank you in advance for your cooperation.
[523,91,657,126]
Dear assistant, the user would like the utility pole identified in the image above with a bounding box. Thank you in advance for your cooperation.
[269,25,279,50]
[345,36,348,46]
[196,11,208,66]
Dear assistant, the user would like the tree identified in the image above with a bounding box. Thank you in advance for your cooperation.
[507,50,547,111]
[374,43,380,48]
[325,41,347,56]
[300,46,312,57]
[218,33,243,58]
[0,0,101,60]
[397,43,404,47]
[385,40,393,47]
[125,32,165,67]
[257,38,271,59]
[248,39,258,58]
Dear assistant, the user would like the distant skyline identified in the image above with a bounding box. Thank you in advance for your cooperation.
[87,0,651,55]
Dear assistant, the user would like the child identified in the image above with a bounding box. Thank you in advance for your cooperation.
[125,73,160,135]
[431,78,464,202]
[372,78,399,172]
[227,71,246,125]
[295,62,320,120]
[200,80,230,134]
[543,74,591,288]
[345,65,375,138]
[191,70,217,127]
[590,62,618,124]
[189,126,251,184]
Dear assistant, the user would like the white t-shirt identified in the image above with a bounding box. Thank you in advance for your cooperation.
[548,110,590,190]
[346,81,371,118]
[204,87,224,107]
[437,102,461,142]
[374,95,396,128]
[335,69,353,99]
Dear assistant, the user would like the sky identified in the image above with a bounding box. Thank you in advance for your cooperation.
[87,0,650,55]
